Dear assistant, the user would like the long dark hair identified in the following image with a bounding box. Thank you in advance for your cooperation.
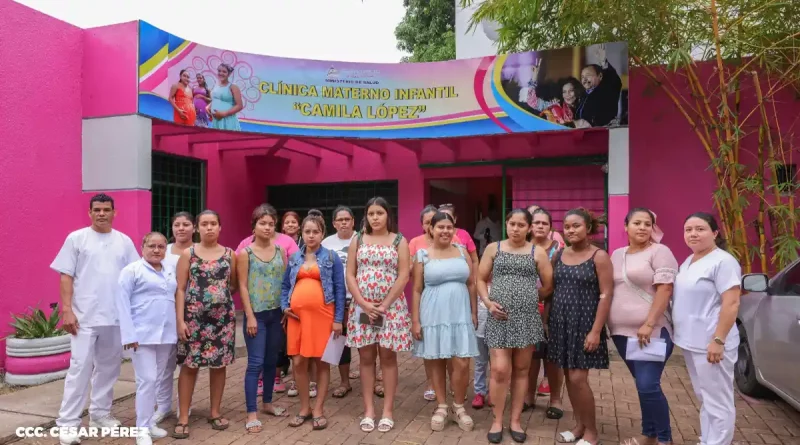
[685,212,727,249]
[169,211,195,243]
[364,197,396,234]
[564,207,601,235]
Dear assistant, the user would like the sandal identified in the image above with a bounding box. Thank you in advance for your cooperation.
[261,405,289,417]
[377,417,394,433]
[208,417,229,430]
[360,417,375,432]
[556,431,583,443]
[546,406,564,419]
[312,416,328,430]
[333,386,352,398]
[245,420,262,434]
[349,370,360,379]
[431,404,448,432]
[171,424,189,439]
[309,381,318,398]
[374,384,385,398]
[423,389,436,401]
[288,413,312,428]
[450,403,474,432]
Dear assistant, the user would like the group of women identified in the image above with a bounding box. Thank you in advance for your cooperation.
[169,64,243,130]
[118,198,742,445]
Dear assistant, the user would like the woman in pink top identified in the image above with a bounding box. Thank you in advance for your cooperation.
[608,208,678,445]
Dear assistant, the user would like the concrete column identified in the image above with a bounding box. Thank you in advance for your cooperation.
[608,127,629,251]
[81,115,153,254]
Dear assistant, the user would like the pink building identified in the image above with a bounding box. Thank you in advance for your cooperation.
[1,0,797,371]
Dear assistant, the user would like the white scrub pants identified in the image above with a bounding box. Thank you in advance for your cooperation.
[56,326,122,427]
[155,345,177,416]
[684,349,737,445]
[133,344,176,428]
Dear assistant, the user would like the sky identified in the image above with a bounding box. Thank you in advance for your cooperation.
[15,0,409,63]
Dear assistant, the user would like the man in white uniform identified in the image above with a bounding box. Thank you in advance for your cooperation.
[473,204,501,257]
[321,206,357,397]
[50,194,140,445]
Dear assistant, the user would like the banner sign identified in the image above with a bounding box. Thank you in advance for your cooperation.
[138,21,628,139]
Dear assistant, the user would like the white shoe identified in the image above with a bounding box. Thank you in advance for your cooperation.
[58,432,81,445]
[89,415,122,428]
[135,431,152,445]
[149,426,168,439]
[151,410,172,424]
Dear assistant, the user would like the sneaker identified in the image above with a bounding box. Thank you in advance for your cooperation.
[89,415,121,428]
[310,382,318,398]
[537,380,551,396]
[258,378,264,396]
[58,432,81,445]
[273,376,286,393]
[149,426,168,439]
[135,431,152,445]
[151,410,172,425]
[287,381,298,397]
[471,394,485,409]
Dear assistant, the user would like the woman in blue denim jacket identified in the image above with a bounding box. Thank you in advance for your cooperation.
[279,210,346,430]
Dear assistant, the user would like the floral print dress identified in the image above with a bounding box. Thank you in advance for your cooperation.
[177,246,236,368]
[346,233,412,352]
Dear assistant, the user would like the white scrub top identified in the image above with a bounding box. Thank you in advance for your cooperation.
[115,259,178,346]
[673,248,742,354]
[50,227,140,327]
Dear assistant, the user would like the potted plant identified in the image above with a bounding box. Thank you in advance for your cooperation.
[4,303,71,386]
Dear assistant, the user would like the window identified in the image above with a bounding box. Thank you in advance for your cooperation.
[775,163,797,196]
[779,261,800,296]
[151,152,206,238]
[267,181,399,235]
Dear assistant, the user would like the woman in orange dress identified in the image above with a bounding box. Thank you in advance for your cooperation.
[280,210,346,431]
[170,69,196,126]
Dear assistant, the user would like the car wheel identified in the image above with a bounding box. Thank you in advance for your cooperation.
[734,325,771,398]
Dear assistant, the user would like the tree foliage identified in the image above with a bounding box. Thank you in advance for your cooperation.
[395,0,457,62]
[461,0,800,273]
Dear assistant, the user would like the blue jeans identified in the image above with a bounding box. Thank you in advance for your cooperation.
[473,336,489,395]
[244,309,283,412]
[612,328,674,443]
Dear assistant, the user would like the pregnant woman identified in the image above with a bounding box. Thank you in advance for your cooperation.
[170,69,196,126]
[208,63,243,131]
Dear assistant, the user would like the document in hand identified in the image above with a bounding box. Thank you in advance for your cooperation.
[321,332,347,365]
[625,337,667,362]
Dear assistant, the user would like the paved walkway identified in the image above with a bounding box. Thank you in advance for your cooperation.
[2,344,800,445]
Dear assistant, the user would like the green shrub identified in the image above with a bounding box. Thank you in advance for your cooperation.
[10,304,66,339]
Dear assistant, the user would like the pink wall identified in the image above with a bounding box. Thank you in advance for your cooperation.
[82,21,139,117]
[0,0,85,370]
[627,67,800,264]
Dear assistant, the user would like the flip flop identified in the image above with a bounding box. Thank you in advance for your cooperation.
[556,431,583,443]
[377,417,394,433]
[289,413,312,427]
[312,416,328,430]
[245,420,262,434]
[374,384,384,398]
[333,386,352,398]
[171,424,189,439]
[360,417,375,432]
[349,370,360,379]
[522,402,534,412]
[208,417,229,430]
[423,389,436,401]
[546,406,564,419]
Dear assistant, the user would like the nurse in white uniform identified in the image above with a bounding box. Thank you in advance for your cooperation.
[151,211,195,424]
[673,212,741,445]
[115,232,178,445]
[50,194,140,445]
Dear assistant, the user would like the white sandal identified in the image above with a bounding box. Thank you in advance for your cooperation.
[557,431,582,443]
[450,403,474,432]
[431,405,448,431]
[377,418,394,433]
[360,417,375,432]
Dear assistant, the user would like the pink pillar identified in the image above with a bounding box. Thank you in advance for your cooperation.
[607,194,629,252]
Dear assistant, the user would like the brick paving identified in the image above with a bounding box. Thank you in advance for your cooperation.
[10,344,800,445]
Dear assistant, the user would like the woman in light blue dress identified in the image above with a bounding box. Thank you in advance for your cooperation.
[411,211,478,433]
[207,63,243,131]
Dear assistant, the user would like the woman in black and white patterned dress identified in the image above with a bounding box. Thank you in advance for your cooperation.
[477,209,553,444]
[548,208,613,445]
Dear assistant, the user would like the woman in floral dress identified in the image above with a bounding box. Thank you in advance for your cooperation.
[173,210,237,439]
[346,197,411,434]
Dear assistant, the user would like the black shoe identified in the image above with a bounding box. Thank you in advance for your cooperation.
[510,429,527,443]
[487,429,503,444]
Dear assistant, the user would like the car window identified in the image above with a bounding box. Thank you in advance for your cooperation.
[780,263,800,296]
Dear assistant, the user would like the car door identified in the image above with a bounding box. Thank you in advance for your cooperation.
[753,262,800,402]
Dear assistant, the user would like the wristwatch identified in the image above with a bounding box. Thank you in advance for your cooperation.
[713,336,725,346]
